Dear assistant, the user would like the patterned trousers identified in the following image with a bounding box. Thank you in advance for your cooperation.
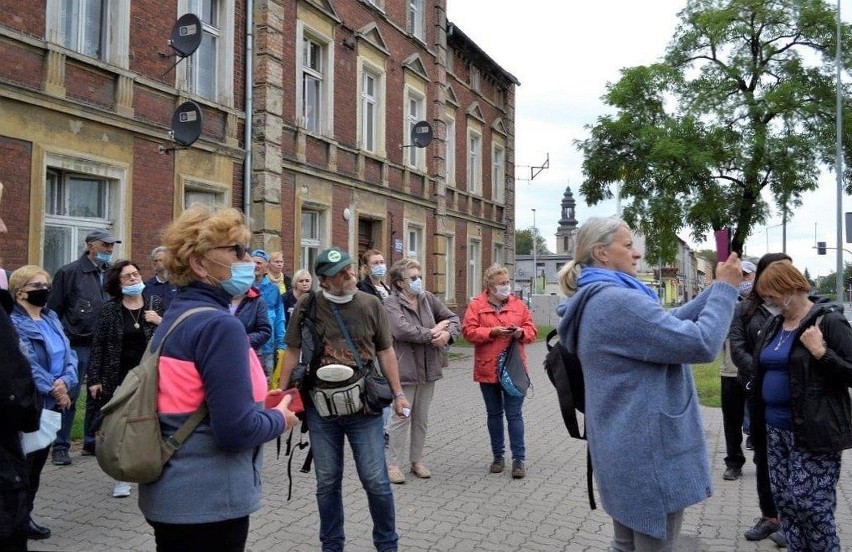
[766,425,842,552]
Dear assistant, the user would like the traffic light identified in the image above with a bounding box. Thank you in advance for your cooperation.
[817,241,827,255]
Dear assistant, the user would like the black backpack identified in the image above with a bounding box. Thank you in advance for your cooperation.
[544,328,596,509]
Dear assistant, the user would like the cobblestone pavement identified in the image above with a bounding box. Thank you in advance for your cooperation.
[32,343,851,551]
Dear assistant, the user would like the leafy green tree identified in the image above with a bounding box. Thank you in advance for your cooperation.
[577,0,852,263]
[803,267,815,287]
[515,228,551,255]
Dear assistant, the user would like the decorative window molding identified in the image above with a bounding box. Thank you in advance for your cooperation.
[356,22,389,55]
[466,102,485,124]
[402,53,430,82]
[445,84,459,107]
[491,118,507,136]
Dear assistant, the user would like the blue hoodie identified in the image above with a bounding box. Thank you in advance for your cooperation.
[556,279,738,539]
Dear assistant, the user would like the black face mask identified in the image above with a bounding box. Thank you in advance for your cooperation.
[25,288,50,307]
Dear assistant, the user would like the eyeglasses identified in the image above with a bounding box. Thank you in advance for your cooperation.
[408,276,420,282]
[211,244,249,259]
[120,271,141,281]
[24,282,51,291]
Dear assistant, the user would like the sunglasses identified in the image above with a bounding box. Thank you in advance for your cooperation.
[211,243,249,259]
[24,282,51,291]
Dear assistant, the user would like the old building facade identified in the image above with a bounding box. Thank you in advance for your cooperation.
[0,1,517,311]
[251,0,518,308]
[0,0,248,275]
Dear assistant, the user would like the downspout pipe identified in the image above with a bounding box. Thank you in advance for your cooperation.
[243,0,253,219]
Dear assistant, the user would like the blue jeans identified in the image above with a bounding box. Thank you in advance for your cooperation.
[55,345,95,452]
[479,383,525,461]
[306,406,398,552]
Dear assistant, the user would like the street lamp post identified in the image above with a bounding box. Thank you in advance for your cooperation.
[765,222,784,253]
[531,208,537,296]
[835,0,844,303]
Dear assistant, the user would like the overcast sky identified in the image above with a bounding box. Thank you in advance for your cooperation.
[447,0,852,277]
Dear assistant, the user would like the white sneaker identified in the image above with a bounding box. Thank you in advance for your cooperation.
[112,481,131,498]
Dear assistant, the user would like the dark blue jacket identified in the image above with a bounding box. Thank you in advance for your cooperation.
[234,287,271,352]
[144,276,177,311]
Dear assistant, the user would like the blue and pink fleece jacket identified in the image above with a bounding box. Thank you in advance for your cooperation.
[138,282,286,524]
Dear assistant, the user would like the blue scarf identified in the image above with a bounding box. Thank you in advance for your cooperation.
[578,267,658,302]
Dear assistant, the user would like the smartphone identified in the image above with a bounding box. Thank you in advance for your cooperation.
[266,388,304,414]
[714,228,732,262]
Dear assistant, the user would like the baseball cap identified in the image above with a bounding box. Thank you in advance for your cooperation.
[85,229,121,244]
[741,261,757,274]
[314,247,353,276]
[251,249,270,262]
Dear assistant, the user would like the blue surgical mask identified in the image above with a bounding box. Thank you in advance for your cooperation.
[370,264,386,278]
[96,252,112,264]
[219,262,256,297]
[122,282,145,296]
[408,277,423,295]
[738,281,753,297]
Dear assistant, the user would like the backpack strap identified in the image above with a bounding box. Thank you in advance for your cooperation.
[157,307,217,455]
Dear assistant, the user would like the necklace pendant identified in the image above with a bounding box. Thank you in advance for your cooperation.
[134,323,140,329]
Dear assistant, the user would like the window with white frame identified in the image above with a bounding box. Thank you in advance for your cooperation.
[58,0,107,59]
[468,130,482,194]
[44,169,120,277]
[445,115,455,186]
[493,243,505,267]
[174,0,234,104]
[492,143,505,203]
[444,235,455,302]
[408,0,424,40]
[301,208,326,273]
[302,36,324,132]
[366,0,384,10]
[406,89,426,169]
[406,225,424,267]
[361,69,382,153]
[186,0,219,100]
[468,239,481,298]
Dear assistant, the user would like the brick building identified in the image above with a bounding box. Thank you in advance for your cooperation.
[0,0,518,310]
[0,0,248,275]
[252,0,518,308]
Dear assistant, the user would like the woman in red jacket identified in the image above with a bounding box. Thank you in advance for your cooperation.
[462,264,536,478]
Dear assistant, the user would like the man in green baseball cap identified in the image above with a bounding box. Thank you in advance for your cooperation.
[280,245,410,551]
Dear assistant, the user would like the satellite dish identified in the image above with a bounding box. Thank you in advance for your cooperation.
[170,13,203,58]
[411,121,433,148]
[171,101,203,147]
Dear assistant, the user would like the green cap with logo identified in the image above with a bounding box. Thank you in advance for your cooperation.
[314,247,353,276]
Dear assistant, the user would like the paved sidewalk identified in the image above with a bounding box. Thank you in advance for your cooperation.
[32,342,851,551]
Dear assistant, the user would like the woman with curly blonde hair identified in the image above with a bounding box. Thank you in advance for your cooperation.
[140,205,299,552]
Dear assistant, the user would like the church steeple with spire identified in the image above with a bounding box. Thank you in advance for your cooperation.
[555,185,579,254]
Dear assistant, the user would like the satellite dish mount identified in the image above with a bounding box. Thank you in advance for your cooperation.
[400,120,434,150]
[159,13,203,77]
[158,100,204,154]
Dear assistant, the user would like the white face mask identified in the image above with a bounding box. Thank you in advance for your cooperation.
[493,284,511,301]
[322,290,355,304]
[764,303,782,316]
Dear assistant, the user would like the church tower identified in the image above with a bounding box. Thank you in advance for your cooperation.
[555,185,579,254]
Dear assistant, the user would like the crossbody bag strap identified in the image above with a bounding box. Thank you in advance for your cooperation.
[329,303,366,373]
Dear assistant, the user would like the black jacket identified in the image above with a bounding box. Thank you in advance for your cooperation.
[0,306,41,538]
[87,296,165,401]
[47,252,110,345]
[751,300,852,453]
[356,277,390,302]
[729,298,772,386]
